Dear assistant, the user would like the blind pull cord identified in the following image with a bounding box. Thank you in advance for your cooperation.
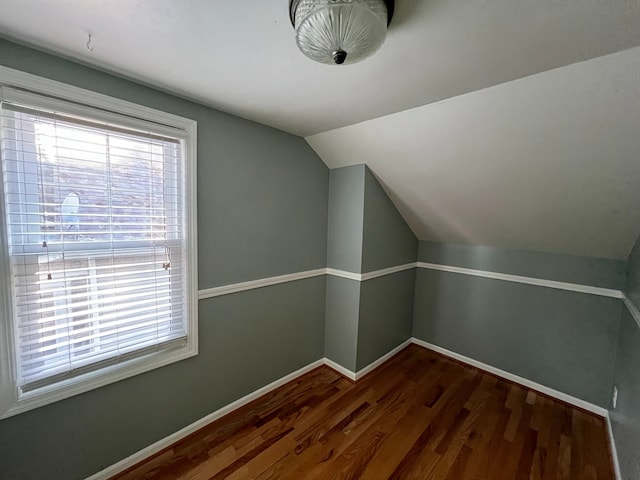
[42,240,52,280]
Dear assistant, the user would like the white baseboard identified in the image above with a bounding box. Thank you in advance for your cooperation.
[410,338,608,417]
[605,412,623,480]
[323,339,413,381]
[323,358,357,381]
[84,359,325,480]
[354,339,413,380]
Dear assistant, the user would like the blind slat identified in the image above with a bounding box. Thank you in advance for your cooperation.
[19,313,178,355]
[14,271,184,298]
[15,278,176,306]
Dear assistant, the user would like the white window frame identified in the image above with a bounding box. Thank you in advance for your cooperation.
[0,66,198,419]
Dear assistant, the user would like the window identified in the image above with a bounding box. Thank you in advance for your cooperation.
[0,68,197,418]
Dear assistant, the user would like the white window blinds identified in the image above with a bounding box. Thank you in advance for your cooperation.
[0,88,189,393]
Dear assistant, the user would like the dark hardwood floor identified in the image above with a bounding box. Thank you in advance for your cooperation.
[112,345,614,479]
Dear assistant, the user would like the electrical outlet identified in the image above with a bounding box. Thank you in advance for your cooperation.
[612,386,618,409]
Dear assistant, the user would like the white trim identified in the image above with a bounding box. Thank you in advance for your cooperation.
[323,339,412,381]
[326,268,362,281]
[0,112,17,415]
[323,358,357,381]
[605,412,623,480]
[355,338,413,380]
[360,263,416,281]
[410,338,608,417]
[353,338,413,379]
[197,262,627,300]
[623,294,640,329]
[2,346,197,419]
[329,264,416,282]
[198,269,326,299]
[417,262,624,299]
[0,65,195,131]
[198,264,416,299]
[184,101,199,364]
[84,359,325,480]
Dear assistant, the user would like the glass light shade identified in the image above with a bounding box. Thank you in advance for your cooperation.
[293,0,389,65]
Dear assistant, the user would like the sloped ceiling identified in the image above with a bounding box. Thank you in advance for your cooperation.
[308,47,640,260]
[0,0,639,259]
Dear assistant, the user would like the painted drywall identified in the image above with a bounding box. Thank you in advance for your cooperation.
[419,241,626,289]
[324,165,417,373]
[0,39,329,480]
[326,165,365,273]
[324,276,360,372]
[362,168,418,272]
[413,244,623,407]
[625,232,640,306]
[324,165,365,372]
[609,232,640,480]
[610,307,640,480]
[356,270,415,371]
[198,118,329,286]
[354,168,417,370]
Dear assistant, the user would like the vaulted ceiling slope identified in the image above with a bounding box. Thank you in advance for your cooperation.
[309,47,640,260]
[0,0,639,259]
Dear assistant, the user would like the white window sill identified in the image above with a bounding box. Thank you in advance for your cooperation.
[1,341,198,419]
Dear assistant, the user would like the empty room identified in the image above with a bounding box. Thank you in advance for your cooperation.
[0,1,638,479]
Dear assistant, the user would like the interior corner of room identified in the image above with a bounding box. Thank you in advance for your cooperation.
[0,1,639,478]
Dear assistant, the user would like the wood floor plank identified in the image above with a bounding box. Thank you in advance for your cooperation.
[542,398,564,480]
[444,444,473,480]
[110,345,615,480]
[558,433,573,480]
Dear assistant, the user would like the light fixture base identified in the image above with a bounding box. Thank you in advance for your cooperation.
[289,0,395,27]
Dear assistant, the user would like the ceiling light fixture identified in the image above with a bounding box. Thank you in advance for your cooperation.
[289,0,394,65]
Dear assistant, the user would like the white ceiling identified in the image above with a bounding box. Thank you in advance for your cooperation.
[0,0,639,259]
[0,0,638,136]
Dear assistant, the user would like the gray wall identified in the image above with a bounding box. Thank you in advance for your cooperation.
[324,166,365,370]
[419,241,626,289]
[362,168,417,272]
[324,276,360,371]
[355,167,417,369]
[356,270,415,370]
[200,118,329,286]
[625,232,640,306]
[0,39,329,480]
[326,165,365,273]
[324,165,417,372]
[610,233,640,480]
[413,241,623,407]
